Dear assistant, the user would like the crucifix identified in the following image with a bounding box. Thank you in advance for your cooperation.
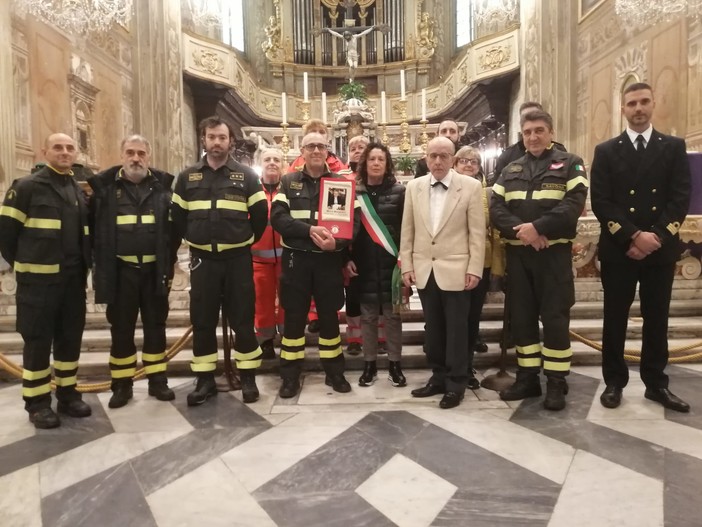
[313,0,389,81]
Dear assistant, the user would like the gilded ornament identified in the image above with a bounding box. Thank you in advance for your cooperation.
[478,45,512,70]
[192,49,225,76]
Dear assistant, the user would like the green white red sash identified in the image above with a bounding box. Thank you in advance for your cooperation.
[357,193,398,257]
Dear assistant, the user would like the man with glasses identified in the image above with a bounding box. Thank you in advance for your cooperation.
[400,137,486,409]
[271,132,360,398]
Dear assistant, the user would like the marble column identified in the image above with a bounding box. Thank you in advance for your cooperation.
[132,0,184,174]
[0,7,17,195]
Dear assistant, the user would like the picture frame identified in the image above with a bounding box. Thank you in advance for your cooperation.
[317,177,355,239]
[579,0,606,22]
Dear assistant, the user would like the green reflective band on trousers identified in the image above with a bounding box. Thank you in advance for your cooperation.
[542,346,572,372]
[191,352,218,372]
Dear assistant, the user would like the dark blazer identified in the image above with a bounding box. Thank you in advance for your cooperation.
[590,129,690,265]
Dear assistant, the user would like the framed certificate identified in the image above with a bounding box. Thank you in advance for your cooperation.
[317,177,355,239]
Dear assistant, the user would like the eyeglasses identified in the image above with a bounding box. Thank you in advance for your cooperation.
[457,158,480,166]
[302,143,328,152]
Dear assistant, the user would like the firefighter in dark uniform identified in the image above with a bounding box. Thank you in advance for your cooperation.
[0,133,92,429]
[271,132,361,398]
[172,116,267,406]
[490,110,588,411]
[89,135,176,409]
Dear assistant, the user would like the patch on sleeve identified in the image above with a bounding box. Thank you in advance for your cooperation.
[188,172,203,181]
[229,172,245,181]
[607,221,621,235]
[507,164,523,173]
[549,162,564,170]
[290,181,304,190]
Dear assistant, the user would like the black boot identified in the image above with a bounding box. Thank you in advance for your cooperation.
[28,407,60,429]
[279,377,301,398]
[388,361,407,387]
[260,339,277,360]
[473,337,488,353]
[358,361,377,387]
[148,373,175,402]
[325,373,352,393]
[240,370,260,403]
[543,377,569,411]
[187,373,217,406]
[109,379,134,409]
[499,371,542,401]
[346,342,362,356]
[56,388,92,417]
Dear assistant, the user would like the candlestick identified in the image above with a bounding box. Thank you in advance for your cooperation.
[303,72,309,103]
[420,119,429,153]
[281,122,290,160]
[399,99,411,153]
[321,92,327,124]
[281,92,287,123]
[421,88,427,121]
[380,91,387,123]
[400,70,406,101]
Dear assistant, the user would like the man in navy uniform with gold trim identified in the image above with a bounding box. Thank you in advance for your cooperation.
[172,116,267,405]
[0,133,92,429]
[591,82,691,413]
[89,135,176,409]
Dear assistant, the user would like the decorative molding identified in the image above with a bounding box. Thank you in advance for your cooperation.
[477,44,512,70]
[191,48,225,76]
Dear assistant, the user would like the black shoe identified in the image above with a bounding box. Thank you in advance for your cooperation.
[325,374,352,393]
[240,370,260,403]
[307,320,320,333]
[346,342,362,356]
[29,407,60,429]
[439,392,464,409]
[411,383,445,398]
[644,387,690,413]
[57,399,92,418]
[388,361,407,387]
[473,339,489,353]
[260,339,277,360]
[499,373,542,401]
[358,361,377,387]
[543,377,568,411]
[279,378,301,398]
[600,385,623,409]
[109,382,134,409]
[187,374,217,406]
[467,375,481,391]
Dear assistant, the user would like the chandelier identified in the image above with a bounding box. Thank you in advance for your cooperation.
[614,0,702,26]
[13,0,132,35]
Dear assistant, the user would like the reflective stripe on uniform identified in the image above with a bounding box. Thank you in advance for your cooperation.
[25,218,61,229]
[542,347,572,372]
[567,175,589,190]
[14,262,60,274]
[217,236,254,251]
[532,190,565,200]
[272,193,289,204]
[22,367,52,381]
[492,184,505,197]
[142,351,166,362]
[111,368,136,379]
[172,193,188,209]
[84,225,90,235]
[109,354,137,366]
[516,343,542,368]
[22,383,52,398]
[282,336,305,347]
[54,360,78,370]
[117,255,157,263]
[144,363,167,375]
[54,375,78,386]
[319,336,341,346]
[237,359,262,369]
[291,210,311,219]
[216,200,248,212]
[504,191,528,201]
[187,200,211,211]
[247,191,266,207]
[280,349,305,361]
[319,347,343,359]
[0,206,27,223]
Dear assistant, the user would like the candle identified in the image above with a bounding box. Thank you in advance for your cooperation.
[303,72,309,103]
[381,91,387,123]
[321,92,327,124]
[400,69,406,101]
[281,92,287,123]
[421,88,427,121]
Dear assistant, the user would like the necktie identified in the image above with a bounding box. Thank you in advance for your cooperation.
[635,134,645,153]
[431,181,447,190]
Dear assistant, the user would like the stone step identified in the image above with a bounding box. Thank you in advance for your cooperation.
[0,298,700,332]
[2,338,701,381]
[1,317,702,355]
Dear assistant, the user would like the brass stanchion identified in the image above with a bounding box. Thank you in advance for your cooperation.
[217,308,241,392]
[480,279,514,392]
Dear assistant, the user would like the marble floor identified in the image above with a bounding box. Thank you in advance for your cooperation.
[1,365,702,527]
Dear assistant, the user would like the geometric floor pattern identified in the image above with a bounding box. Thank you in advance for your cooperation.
[2,365,702,526]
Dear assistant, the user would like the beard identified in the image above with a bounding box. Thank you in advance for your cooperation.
[123,164,148,182]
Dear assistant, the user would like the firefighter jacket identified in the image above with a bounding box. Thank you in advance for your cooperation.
[171,157,268,259]
[88,165,175,304]
[490,146,589,245]
[251,181,283,264]
[271,164,360,253]
[0,165,91,283]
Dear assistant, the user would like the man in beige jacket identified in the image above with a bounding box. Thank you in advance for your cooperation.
[400,136,486,409]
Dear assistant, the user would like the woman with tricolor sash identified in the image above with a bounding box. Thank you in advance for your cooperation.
[346,143,408,387]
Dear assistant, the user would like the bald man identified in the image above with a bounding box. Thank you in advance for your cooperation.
[0,133,92,428]
[400,136,486,409]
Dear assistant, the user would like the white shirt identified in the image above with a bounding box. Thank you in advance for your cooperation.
[429,169,454,235]
[626,125,653,149]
